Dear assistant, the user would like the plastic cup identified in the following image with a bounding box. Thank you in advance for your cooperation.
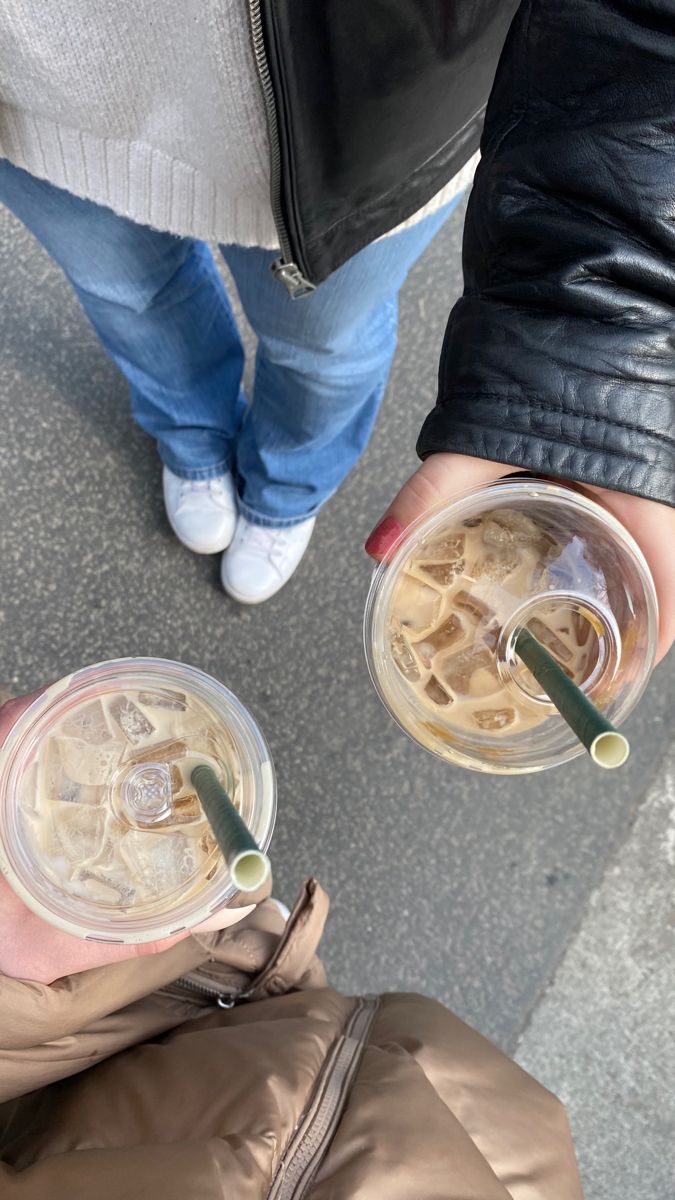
[364,478,658,774]
[0,658,276,942]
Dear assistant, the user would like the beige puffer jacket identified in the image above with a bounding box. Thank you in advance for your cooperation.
[0,880,582,1199]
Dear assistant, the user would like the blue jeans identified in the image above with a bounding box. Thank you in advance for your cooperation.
[0,159,459,526]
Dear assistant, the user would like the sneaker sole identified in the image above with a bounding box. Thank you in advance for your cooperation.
[165,512,236,556]
[220,574,288,604]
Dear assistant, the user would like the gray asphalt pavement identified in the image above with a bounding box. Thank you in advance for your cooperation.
[1,193,673,1197]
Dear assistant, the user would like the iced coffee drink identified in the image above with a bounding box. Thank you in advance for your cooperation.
[0,660,275,940]
[365,479,657,773]
[20,686,232,909]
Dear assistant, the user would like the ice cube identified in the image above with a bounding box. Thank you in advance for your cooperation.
[572,610,592,646]
[61,700,112,745]
[440,647,500,697]
[453,590,493,623]
[174,794,203,822]
[78,783,105,806]
[73,867,135,906]
[129,737,189,766]
[89,815,128,869]
[391,574,441,631]
[119,828,202,899]
[415,531,466,584]
[108,697,155,744]
[424,675,452,706]
[52,802,106,865]
[414,613,463,667]
[423,532,465,560]
[582,632,600,678]
[555,643,599,687]
[483,508,545,549]
[390,631,421,681]
[418,560,465,586]
[38,739,81,804]
[169,763,184,792]
[138,689,187,711]
[473,550,519,583]
[57,737,124,787]
[161,793,203,826]
[199,830,220,880]
[527,618,573,663]
[21,806,61,857]
[481,623,502,653]
[472,708,515,731]
[199,830,218,857]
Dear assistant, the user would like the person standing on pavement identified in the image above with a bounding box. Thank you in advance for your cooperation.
[0,1,500,603]
[0,2,672,644]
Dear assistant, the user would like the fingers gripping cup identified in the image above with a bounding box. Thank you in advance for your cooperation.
[0,659,276,941]
[365,479,658,774]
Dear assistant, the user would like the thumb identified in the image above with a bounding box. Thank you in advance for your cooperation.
[365,453,517,561]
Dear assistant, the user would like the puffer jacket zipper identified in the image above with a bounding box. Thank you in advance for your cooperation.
[164,972,250,1008]
[268,995,380,1200]
[248,0,315,298]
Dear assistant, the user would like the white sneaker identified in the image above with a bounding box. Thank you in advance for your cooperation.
[163,466,237,555]
[221,514,316,604]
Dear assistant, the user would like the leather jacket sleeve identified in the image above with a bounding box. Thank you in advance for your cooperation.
[417,0,675,506]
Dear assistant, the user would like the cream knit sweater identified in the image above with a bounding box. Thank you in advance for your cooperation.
[0,0,475,247]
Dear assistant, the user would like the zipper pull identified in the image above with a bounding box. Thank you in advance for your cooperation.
[217,985,254,1009]
[272,259,316,298]
[216,993,237,1009]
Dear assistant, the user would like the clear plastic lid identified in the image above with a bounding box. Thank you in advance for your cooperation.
[0,658,276,941]
[364,478,658,774]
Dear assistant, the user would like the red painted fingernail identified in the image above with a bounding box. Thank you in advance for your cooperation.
[365,516,404,559]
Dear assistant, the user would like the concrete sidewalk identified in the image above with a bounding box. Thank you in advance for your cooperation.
[1,193,673,1197]
[517,753,675,1200]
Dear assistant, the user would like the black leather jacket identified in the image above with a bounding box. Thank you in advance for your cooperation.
[260,0,674,505]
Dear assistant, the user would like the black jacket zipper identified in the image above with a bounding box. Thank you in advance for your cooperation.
[248,0,315,298]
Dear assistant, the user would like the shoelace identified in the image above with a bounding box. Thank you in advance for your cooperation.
[177,477,230,512]
[237,522,297,567]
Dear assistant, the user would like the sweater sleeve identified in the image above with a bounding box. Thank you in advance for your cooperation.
[417,0,675,506]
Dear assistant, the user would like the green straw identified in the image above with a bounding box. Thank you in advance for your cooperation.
[514,627,630,769]
[191,764,271,892]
